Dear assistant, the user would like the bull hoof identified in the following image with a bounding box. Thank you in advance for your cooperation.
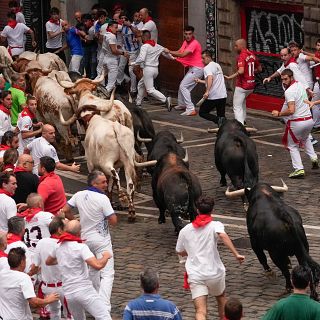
[128,214,136,223]
[158,217,166,224]
[264,269,276,279]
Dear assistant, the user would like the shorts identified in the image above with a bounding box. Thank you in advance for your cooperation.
[189,275,226,299]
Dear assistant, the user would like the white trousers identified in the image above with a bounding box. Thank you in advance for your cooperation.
[287,119,317,170]
[233,86,253,124]
[97,55,119,92]
[136,66,166,105]
[178,66,204,112]
[69,55,83,73]
[116,54,130,85]
[128,51,139,92]
[86,239,113,320]
[66,287,109,320]
[312,82,320,128]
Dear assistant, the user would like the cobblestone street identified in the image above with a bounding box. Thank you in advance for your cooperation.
[59,101,320,319]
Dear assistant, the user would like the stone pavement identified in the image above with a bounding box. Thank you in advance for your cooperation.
[56,101,320,320]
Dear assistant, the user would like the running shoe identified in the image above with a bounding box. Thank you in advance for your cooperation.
[288,169,305,178]
[181,110,197,116]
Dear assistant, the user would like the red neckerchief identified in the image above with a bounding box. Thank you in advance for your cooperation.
[0,145,10,151]
[0,188,13,197]
[183,271,190,290]
[316,51,320,59]
[12,84,25,92]
[285,80,297,91]
[0,250,8,258]
[49,18,60,26]
[58,232,84,244]
[39,171,55,183]
[284,57,297,67]
[2,164,14,172]
[144,16,153,23]
[50,234,60,240]
[0,104,11,116]
[144,40,156,47]
[107,27,113,33]
[14,166,28,173]
[21,107,35,120]
[7,233,22,245]
[17,208,42,222]
[192,214,213,228]
[12,7,22,14]
[7,20,17,29]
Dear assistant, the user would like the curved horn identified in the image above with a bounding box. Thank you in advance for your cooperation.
[59,108,77,126]
[245,127,258,133]
[55,74,75,89]
[137,130,152,142]
[225,187,245,198]
[208,128,219,133]
[176,132,184,143]
[182,149,188,163]
[91,73,106,84]
[95,87,115,112]
[134,159,157,167]
[270,179,288,193]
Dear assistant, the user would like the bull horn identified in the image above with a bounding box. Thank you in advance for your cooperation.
[91,73,105,84]
[176,132,184,143]
[182,149,188,163]
[96,87,115,112]
[137,130,152,142]
[270,179,288,193]
[245,127,258,133]
[55,74,75,89]
[225,187,245,198]
[59,108,77,126]
[208,128,219,133]
[134,159,157,167]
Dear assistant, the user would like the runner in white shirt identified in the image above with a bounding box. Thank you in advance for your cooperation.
[176,196,245,320]
[271,69,319,178]
[32,217,71,320]
[47,220,112,320]
[195,50,227,127]
[0,247,59,320]
[133,30,174,109]
[0,231,9,271]
[17,95,43,154]
[62,170,117,318]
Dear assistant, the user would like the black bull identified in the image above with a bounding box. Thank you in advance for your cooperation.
[215,120,259,189]
[152,153,202,233]
[245,183,320,300]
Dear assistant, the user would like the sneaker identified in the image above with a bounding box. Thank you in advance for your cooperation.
[218,117,227,128]
[174,105,186,111]
[311,158,319,169]
[166,97,172,112]
[311,137,318,145]
[288,169,305,178]
[181,110,197,116]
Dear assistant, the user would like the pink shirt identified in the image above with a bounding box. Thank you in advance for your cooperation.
[176,38,203,68]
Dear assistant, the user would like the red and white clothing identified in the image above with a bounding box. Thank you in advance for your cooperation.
[45,19,63,49]
[1,22,30,56]
[0,269,36,320]
[281,81,317,170]
[0,145,10,159]
[233,49,260,124]
[0,250,9,271]
[17,107,36,154]
[0,105,14,141]
[141,19,158,42]
[296,53,314,89]
[176,38,204,112]
[0,192,17,231]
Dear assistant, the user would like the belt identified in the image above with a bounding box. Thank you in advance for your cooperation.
[42,281,62,287]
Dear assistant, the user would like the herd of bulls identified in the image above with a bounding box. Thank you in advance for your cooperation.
[0,47,319,300]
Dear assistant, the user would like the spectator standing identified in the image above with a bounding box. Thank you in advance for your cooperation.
[176,196,245,320]
[46,220,112,320]
[0,131,19,159]
[0,247,59,320]
[0,230,9,270]
[195,49,227,127]
[17,94,43,154]
[25,124,80,175]
[9,1,26,24]
[123,268,182,320]
[224,298,243,320]
[74,10,82,27]
[37,156,66,216]
[61,170,117,318]
[94,9,109,60]
[1,148,18,172]
[262,265,320,320]
[0,12,36,58]
[0,172,17,231]
[166,26,204,116]
[45,7,66,62]
[0,91,14,141]
[13,154,39,204]
[224,39,261,125]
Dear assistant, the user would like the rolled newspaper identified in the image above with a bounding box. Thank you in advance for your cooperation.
[196,97,206,107]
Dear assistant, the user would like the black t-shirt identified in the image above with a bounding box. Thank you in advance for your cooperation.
[13,171,39,204]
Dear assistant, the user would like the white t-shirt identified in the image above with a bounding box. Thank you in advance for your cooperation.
[50,241,94,295]
[33,237,62,284]
[141,20,158,42]
[17,112,34,154]
[135,43,168,68]
[23,211,53,253]
[0,269,35,320]
[68,190,114,242]
[45,19,63,49]
[0,110,14,141]
[176,221,226,281]
[1,23,29,56]
[0,194,17,231]
[0,256,9,271]
[101,32,117,59]
[26,137,59,175]
[204,61,227,100]
[296,53,313,88]
[284,81,312,120]
[5,240,32,273]
[277,62,309,90]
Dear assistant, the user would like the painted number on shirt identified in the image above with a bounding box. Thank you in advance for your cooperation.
[248,62,255,77]
[25,226,42,248]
